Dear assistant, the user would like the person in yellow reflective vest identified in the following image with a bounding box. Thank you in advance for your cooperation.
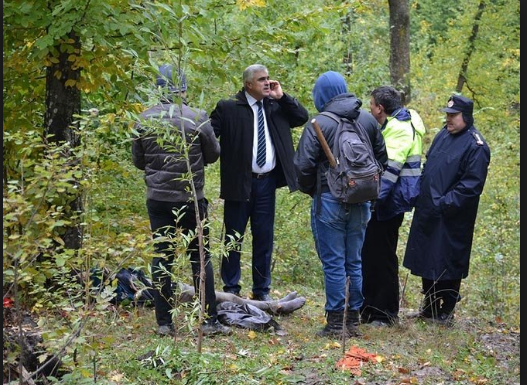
[361,85,426,326]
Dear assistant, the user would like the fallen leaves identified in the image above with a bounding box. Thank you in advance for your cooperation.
[335,345,381,376]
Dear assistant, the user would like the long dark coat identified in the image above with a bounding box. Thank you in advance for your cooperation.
[403,124,491,280]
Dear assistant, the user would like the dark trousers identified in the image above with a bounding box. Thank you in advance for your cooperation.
[360,213,404,324]
[221,174,276,296]
[421,278,462,317]
[147,198,217,327]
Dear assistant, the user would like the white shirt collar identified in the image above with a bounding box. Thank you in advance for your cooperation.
[245,92,260,107]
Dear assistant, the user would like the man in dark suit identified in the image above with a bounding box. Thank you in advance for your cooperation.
[210,64,308,301]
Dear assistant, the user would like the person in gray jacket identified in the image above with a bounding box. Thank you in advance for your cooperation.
[132,64,230,337]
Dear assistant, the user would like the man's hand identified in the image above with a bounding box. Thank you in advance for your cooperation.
[269,80,284,100]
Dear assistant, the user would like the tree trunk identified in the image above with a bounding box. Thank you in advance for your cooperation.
[341,11,353,76]
[388,0,411,102]
[456,0,486,93]
[44,31,83,250]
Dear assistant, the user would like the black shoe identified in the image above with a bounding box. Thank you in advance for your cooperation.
[416,312,454,327]
[252,293,273,302]
[429,312,455,327]
[224,289,241,297]
[157,324,176,337]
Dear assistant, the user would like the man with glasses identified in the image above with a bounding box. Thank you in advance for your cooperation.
[210,64,308,301]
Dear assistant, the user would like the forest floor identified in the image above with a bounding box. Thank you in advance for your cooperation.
[3,287,520,384]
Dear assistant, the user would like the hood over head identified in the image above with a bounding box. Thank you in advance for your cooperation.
[312,71,348,112]
[156,64,187,94]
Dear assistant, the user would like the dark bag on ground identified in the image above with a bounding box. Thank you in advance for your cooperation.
[90,267,155,306]
[320,111,383,204]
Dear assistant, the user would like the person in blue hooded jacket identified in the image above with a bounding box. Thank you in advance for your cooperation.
[403,94,490,325]
[360,86,426,326]
[294,71,387,337]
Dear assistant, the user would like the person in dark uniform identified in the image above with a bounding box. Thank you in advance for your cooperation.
[403,95,491,325]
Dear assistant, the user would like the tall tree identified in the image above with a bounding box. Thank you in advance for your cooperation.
[44,31,83,249]
[388,0,411,101]
[455,0,486,93]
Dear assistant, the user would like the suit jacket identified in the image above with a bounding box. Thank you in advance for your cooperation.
[210,89,309,201]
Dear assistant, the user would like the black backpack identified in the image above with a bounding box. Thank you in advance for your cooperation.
[320,111,383,204]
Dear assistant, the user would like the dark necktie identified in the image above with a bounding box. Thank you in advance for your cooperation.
[256,101,266,168]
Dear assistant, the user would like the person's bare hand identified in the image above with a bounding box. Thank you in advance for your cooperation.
[269,80,284,100]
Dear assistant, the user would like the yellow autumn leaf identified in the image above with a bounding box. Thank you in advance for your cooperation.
[248,330,257,339]
[236,0,266,11]
[324,341,341,350]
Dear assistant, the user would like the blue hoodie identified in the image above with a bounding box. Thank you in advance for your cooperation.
[312,71,348,112]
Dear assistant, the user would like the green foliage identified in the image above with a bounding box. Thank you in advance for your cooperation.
[3,0,519,383]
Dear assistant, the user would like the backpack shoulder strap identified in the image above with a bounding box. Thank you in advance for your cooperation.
[319,111,340,123]
[322,111,374,149]
[319,111,345,155]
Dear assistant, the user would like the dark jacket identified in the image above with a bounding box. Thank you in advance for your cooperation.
[132,101,220,202]
[210,89,309,201]
[294,93,388,196]
[403,124,491,280]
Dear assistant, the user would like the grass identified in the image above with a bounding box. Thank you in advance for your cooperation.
[55,155,518,385]
[4,127,518,384]
[56,278,519,385]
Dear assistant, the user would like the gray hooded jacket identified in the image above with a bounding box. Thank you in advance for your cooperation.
[132,101,220,202]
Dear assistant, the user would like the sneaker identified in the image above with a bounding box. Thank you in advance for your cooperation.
[157,324,176,337]
[202,320,232,336]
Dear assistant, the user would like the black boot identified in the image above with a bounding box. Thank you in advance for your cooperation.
[346,309,360,326]
[420,287,440,319]
[318,311,360,338]
[317,311,344,337]
[345,309,361,337]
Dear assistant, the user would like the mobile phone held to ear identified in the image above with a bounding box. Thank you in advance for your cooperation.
[270,81,277,90]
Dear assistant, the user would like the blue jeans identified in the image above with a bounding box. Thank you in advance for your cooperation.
[311,192,371,312]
